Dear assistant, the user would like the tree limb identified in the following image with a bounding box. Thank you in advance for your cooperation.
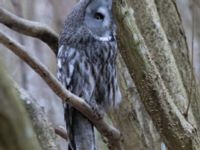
[15,83,58,150]
[0,7,123,149]
[0,60,42,150]
[114,1,200,149]
[0,7,58,53]
[54,127,69,141]
[0,31,122,150]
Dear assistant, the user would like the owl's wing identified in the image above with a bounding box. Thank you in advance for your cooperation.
[57,45,95,150]
[57,45,78,143]
[57,45,76,89]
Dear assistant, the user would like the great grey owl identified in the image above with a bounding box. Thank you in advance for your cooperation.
[57,0,121,149]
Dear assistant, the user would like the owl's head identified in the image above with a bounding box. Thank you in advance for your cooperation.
[60,0,115,46]
[84,0,114,41]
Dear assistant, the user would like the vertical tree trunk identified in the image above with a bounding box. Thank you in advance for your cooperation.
[109,55,161,150]
[110,0,200,149]
[0,64,42,150]
[16,85,58,150]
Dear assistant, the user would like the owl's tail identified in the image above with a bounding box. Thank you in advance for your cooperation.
[65,105,96,150]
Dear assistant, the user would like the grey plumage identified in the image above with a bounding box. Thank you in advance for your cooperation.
[57,0,121,149]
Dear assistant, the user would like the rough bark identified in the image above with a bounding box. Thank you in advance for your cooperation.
[128,0,192,119]
[0,64,42,150]
[109,55,161,150]
[129,0,200,126]
[113,1,200,149]
[154,0,191,90]
[15,84,58,150]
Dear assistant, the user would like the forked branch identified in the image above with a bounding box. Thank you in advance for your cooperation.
[0,7,58,53]
[0,31,122,149]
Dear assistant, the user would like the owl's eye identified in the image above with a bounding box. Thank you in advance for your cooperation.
[94,12,104,20]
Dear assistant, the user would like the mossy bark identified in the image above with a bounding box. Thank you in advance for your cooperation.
[16,85,58,150]
[111,0,200,149]
[109,55,161,150]
[0,64,42,150]
[155,0,200,126]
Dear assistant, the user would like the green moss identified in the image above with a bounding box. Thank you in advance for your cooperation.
[0,63,42,150]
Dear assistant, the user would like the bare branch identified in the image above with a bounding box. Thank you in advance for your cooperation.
[54,126,69,141]
[15,83,58,150]
[0,7,58,53]
[0,31,122,149]
[114,1,198,149]
[0,59,42,150]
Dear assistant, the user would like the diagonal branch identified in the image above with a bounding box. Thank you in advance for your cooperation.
[114,1,197,149]
[0,31,122,150]
[54,127,69,141]
[0,7,58,53]
[15,83,58,150]
[0,58,42,150]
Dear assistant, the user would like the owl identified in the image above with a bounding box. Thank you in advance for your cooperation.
[57,0,121,149]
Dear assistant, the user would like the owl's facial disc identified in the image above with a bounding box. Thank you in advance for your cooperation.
[84,0,113,41]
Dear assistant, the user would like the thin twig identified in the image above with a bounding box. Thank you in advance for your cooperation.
[0,31,122,149]
[54,127,69,141]
[0,7,59,53]
[184,6,195,118]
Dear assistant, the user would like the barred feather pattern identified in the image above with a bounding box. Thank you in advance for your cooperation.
[57,33,121,149]
[57,31,121,108]
[57,0,121,149]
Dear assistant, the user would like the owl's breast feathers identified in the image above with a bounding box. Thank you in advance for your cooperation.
[57,31,121,107]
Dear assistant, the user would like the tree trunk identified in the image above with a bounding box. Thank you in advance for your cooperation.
[16,84,58,150]
[110,0,200,149]
[0,64,42,150]
[1,0,200,149]
[109,55,161,150]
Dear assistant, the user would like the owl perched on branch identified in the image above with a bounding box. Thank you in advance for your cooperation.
[57,0,121,149]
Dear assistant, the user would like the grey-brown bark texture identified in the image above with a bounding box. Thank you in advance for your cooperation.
[16,85,58,150]
[109,55,161,150]
[111,0,200,149]
[0,0,200,149]
[0,64,58,150]
[0,64,42,150]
